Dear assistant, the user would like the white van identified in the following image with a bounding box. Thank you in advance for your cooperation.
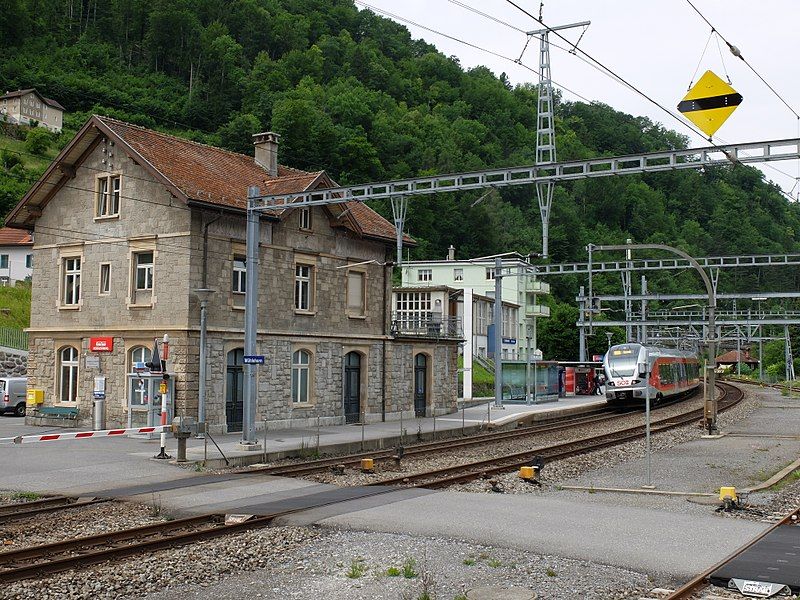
[0,377,28,416]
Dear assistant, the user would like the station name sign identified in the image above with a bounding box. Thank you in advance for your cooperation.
[89,337,114,352]
[243,355,265,365]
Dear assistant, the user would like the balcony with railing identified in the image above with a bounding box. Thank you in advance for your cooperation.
[525,304,551,318]
[391,312,463,339]
[525,279,550,294]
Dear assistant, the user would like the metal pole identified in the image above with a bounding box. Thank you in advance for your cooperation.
[154,334,171,459]
[578,286,587,362]
[242,188,261,445]
[644,346,652,488]
[737,326,741,376]
[493,256,503,408]
[640,276,648,344]
[533,314,538,403]
[526,323,532,404]
[198,298,208,433]
[759,328,764,380]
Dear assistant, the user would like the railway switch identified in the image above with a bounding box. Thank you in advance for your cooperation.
[360,458,375,473]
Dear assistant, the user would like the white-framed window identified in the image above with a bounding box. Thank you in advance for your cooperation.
[25,254,32,269]
[502,306,512,337]
[418,269,432,282]
[346,270,366,316]
[58,346,79,403]
[130,345,152,369]
[395,291,431,329]
[96,175,121,218]
[476,301,487,334]
[485,267,495,280]
[232,257,246,294]
[453,268,463,281]
[62,256,81,305]
[134,252,153,290]
[294,264,313,311]
[0,255,8,269]
[99,263,111,295]
[128,346,152,406]
[299,207,312,230]
[291,350,311,403]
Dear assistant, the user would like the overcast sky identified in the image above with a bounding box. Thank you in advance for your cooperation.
[360,0,800,199]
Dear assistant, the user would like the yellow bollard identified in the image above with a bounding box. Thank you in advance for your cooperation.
[360,458,374,473]
[519,466,539,481]
[719,486,737,502]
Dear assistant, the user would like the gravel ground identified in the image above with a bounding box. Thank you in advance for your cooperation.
[142,528,653,600]
[0,495,165,550]
[452,390,762,495]
[0,525,319,600]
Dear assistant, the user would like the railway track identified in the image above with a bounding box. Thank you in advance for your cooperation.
[665,506,800,599]
[250,398,703,479]
[0,496,109,524]
[364,381,743,489]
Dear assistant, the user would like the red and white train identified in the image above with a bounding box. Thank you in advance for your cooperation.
[603,344,700,405]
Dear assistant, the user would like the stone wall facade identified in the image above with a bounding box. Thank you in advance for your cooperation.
[0,347,27,377]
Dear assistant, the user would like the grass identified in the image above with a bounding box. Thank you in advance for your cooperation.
[345,558,367,579]
[386,566,401,577]
[766,468,800,492]
[12,491,41,501]
[462,557,476,566]
[457,355,494,391]
[487,558,502,568]
[0,134,59,172]
[402,557,418,579]
[0,284,31,329]
[545,567,557,577]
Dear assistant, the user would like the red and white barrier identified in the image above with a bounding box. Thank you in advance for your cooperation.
[1,425,168,445]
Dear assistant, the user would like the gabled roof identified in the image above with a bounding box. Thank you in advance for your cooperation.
[5,115,410,246]
[0,227,32,246]
[1,89,65,111]
[715,350,759,364]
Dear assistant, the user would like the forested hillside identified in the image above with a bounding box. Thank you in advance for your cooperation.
[2,0,799,364]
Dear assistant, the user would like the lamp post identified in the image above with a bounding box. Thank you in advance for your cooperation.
[605,331,613,349]
[194,288,215,435]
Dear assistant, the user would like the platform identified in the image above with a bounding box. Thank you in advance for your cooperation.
[709,524,800,594]
[185,395,608,467]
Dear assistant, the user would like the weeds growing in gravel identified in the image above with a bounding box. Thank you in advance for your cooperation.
[487,558,502,568]
[346,558,367,579]
[386,566,402,577]
[545,567,557,577]
[453,595,468,600]
[148,493,162,517]
[462,558,476,566]
[402,557,418,578]
[12,492,40,501]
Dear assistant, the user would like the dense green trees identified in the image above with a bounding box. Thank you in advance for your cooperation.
[1,0,799,368]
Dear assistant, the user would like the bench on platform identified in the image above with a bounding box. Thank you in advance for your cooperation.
[502,385,526,402]
[32,406,79,420]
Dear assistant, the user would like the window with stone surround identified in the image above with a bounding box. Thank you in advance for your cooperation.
[232,257,246,293]
[294,263,314,312]
[299,207,312,230]
[99,263,111,295]
[346,270,365,317]
[62,256,81,306]
[129,246,155,307]
[58,346,79,403]
[291,350,312,403]
[96,174,121,218]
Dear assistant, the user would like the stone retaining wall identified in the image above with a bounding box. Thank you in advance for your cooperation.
[0,346,27,377]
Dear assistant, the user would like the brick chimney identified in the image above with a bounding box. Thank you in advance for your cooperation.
[253,132,281,177]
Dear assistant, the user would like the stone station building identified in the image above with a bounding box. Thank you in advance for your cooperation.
[6,115,459,432]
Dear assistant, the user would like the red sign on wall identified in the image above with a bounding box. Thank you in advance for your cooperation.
[89,337,114,352]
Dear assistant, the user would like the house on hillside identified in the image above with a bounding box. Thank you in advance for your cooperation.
[715,349,759,372]
[0,89,65,133]
[5,115,459,431]
[0,227,33,284]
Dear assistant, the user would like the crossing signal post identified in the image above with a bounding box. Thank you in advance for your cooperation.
[152,334,171,460]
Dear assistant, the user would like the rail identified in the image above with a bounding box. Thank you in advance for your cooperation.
[390,313,462,339]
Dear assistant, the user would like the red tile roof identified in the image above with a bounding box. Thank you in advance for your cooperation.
[95,116,406,244]
[0,228,32,246]
[715,350,758,364]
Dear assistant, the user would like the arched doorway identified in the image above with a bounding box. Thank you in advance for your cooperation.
[344,351,361,424]
[414,353,428,417]
[226,349,244,432]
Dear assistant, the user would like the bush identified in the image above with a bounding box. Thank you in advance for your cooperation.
[24,127,52,156]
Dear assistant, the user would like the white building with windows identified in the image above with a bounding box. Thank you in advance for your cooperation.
[0,89,64,133]
[400,251,550,361]
[0,228,33,284]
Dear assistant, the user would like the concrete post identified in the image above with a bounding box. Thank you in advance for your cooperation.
[463,287,473,401]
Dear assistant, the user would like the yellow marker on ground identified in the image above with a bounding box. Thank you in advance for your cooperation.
[678,70,742,138]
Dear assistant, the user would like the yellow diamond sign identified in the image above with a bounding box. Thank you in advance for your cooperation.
[678,70,743,138]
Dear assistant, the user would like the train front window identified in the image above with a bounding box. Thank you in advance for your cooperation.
[608,357,637,377]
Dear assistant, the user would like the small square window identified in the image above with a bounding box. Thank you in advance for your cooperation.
[453,268,463,281]
[418,269,432,282]
[485,267,496,280]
